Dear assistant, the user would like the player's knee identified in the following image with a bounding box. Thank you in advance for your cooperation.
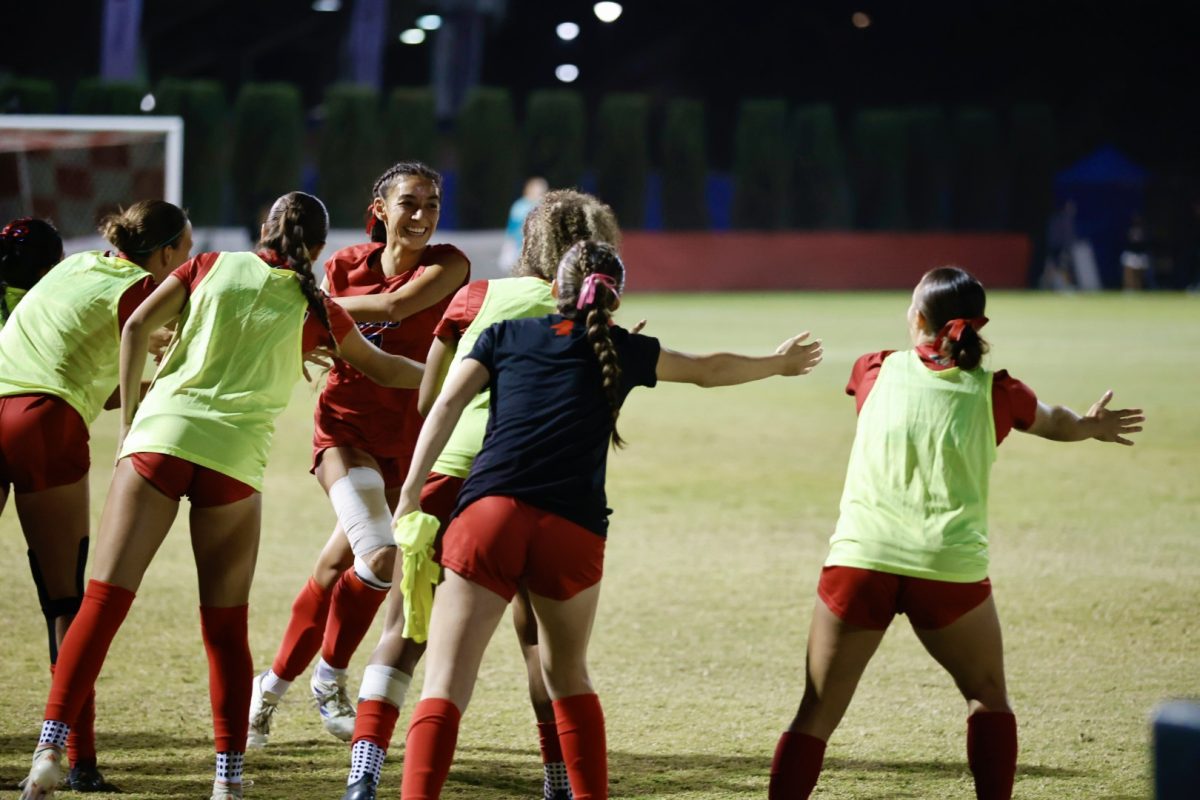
[328,467,394,563]
[354,548,395,590]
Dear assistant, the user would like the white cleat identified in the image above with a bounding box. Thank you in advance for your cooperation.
[210,780,244,800]
[310,672,356,742]
[247,672,280,749]
[19,745,66,800]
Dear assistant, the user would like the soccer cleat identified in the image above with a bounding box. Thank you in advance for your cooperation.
[247,672,281,748]
[66,763,115,792]
[210,780,244,800]
[339,775,377,800]
[18,745,66,800]
[310,672,355,742]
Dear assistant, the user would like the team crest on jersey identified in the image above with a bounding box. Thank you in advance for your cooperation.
[358,321,400,348]
[552,320,574,336]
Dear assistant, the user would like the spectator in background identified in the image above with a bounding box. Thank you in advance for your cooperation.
[1120,214,1151,291]
[1043,199,1077,290]
[498,177,548,272]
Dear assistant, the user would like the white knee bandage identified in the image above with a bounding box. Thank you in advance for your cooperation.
[329,467,395,561]
[357,664,412,707]
[353,556,391,590]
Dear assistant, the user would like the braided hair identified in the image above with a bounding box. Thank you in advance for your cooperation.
[98,200,188,266]
[915,266,990,370]
[258,192,335,350]
[368,161,443,243]
[1,217,63,323]
[515,190,620,280]
[555,240,629,448]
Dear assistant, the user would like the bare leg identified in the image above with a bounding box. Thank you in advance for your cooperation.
[17,477,90,647]
[513,584,557,721]
[419,570,510,710]
[911,595,1010,714]
[89,460,181,591]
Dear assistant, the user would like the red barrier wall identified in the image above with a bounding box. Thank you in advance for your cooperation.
[620,232,1032,291]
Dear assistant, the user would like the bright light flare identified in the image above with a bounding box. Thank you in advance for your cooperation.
[555,64,580,83]
[557,22,581,41]
[399,28,426,45]
[312,0,341,12]
[593,2,622,23]
[140,93,156,112]
[416,14,442,30]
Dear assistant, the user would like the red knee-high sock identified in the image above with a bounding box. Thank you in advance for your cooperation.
[45,580,135,725]
[200,605,253,753]
[50,664,98,767]
[537,720,564,764]
[967,711,1018,800]
[271,577,332,681]
[553,693,607,800]
[322,569,388,670]
[353,698,401,749]
[401,698,462,800]
[769,731,826,800]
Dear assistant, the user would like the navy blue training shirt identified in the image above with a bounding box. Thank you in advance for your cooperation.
[451,313,661,537]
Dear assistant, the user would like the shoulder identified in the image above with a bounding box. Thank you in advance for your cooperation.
[424,243,469,264]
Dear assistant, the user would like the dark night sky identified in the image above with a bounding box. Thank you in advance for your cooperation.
[5,1,1199,173]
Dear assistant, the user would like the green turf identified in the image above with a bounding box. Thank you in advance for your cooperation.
[1,291,1196,799]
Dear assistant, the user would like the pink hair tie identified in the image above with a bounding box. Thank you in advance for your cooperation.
[576,273,619,309]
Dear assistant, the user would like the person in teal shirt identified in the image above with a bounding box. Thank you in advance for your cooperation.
[498,176,548,272]
[769,267,1145,800]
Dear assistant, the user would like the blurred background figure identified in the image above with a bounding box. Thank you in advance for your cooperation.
[498,177,548,272]
[1120,214,1151,291]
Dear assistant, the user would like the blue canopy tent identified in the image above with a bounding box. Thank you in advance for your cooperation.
[1054,146,1148,288]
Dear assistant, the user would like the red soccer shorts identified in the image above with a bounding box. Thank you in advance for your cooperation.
[420,471,465,563]
[440,495,605,602]
[0,393,89,493]
[818,565,992,630]
[130,452,256,507]
[311,446,408,490]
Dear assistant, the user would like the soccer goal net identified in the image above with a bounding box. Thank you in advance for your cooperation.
[0,115,182,238]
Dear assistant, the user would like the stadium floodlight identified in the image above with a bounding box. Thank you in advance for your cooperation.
[399,28,426,45]
[140,93,156,113]
[312,0,341,11]
[555,64,580,83]
[557,22,581,41]
[416,14,442,30]
[593,2,622,23]
[0,115,183,239]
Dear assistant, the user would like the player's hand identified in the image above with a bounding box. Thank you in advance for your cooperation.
[1085,390,1144,446]
[303,347,336,382]
[775,332,823,376]
[148,326,175,363]
[395,488,422,520]
[629,318,648,335]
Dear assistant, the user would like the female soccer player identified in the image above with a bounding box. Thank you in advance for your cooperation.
[247,162,469,745]
[0,216,63,326]
[17,191,424,800]
[0,204,184,792]
[767,266,1144,800]
[339,190,622,800]
[395,240,823,800]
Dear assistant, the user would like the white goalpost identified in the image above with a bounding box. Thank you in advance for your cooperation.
[0,115,183,239]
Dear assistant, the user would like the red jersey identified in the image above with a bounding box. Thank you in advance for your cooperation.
[846,347,1038,445]
[314,241,469,459]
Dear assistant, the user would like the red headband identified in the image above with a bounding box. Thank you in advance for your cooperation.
[934,316,988,351]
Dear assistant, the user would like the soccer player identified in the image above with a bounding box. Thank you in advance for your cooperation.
[17,191,424,800]
[767,266,1144,800]
[341,190,622,800]
[0,204,183,791]
[247,162,469,745]
[396,240,823,800]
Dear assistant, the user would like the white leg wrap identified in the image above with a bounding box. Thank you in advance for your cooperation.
[329,467,395,561]
[357,665,412,707]
[353,556,390,590]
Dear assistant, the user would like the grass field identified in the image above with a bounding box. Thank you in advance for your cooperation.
[1,291,1197,800]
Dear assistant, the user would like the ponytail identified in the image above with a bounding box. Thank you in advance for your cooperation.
[259,192,335,351]
[555,240,628,448]
[98,201,187,266]
[915,266,990,370]
[1,216,63,322]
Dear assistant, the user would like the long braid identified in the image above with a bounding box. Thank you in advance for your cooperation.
[557,240,628,449]
[260,192,335,350]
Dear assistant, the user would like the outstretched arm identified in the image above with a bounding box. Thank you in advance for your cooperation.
[336,325,425,389]
[332,255,470,323]
[655,332,823,387]
[417,335,458,417]
[1023,390,1144,445]
[120,276,188,438]
[397,359,490,514]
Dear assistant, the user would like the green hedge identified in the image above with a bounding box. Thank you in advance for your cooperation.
[660,99,709,230]
[732,99,790,230]
[523,89,585,190]
[231,83,304,231]
[0,78,57,113]
[383,87,437,167]
[790,103,851,229]
[456,87,519,228]
[154,79,227,225]
[852,109,909,230]
[951,107,1008,230]
[594,93,650,228]
[319,84,384,227]
[70,78,146,115]
[905,106,951,230]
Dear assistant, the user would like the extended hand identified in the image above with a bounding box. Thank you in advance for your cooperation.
[1086,390,1144,446]
[775,332,824,376]
[303,347,336,383]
